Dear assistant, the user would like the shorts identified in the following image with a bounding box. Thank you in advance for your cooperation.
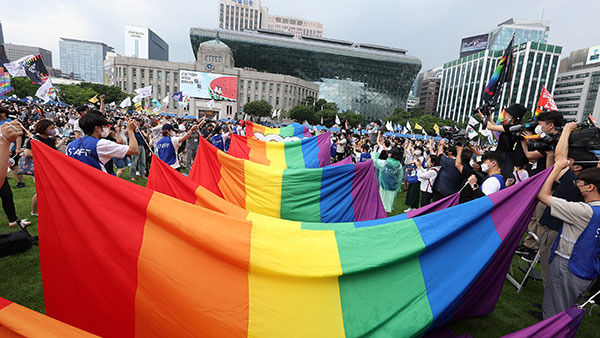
[113,157,127,169]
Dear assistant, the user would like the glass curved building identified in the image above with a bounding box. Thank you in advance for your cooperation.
[190,28,421,121]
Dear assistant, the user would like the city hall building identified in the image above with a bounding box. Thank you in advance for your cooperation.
[105,37,319,119]
[190,28,421,121]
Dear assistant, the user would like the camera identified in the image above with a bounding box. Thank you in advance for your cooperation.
[527,132,560,152]
[440,126,469,147]
[569,126,600,150]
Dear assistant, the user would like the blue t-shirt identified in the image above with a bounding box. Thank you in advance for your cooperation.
[359,152,371,162]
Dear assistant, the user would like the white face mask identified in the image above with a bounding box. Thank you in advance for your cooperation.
[481,163,489,172]
[101,127,110,138]
[534,125,543,135]
[414,150,422,156]
[469,159,476,167]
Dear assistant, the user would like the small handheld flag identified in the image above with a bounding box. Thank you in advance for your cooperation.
[88,95,99,104]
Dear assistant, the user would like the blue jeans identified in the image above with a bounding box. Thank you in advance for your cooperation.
[130,146,146,178]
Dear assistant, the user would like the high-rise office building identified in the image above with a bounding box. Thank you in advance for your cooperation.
[437,41,562,123]
[553,46,600,122]
[124,25,169,61]
[266,14,323,37]
[0,21,4,45]
[487,19,550,51]
[60,38,114,83]
[3,43,53,68]
[218,0,266,31]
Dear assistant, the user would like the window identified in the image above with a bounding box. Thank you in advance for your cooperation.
[133,68,137,77]
[141,69,145,78]
[166,72,170,81]
[174,73,178,82]
[123,68,127,76]
[149,70,153,80]
[158,71,162,81]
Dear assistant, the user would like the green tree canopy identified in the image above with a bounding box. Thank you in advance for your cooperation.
[243,100,272,118]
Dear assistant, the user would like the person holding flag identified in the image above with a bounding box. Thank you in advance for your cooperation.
[157,118,204,171]
[66,111,139,173]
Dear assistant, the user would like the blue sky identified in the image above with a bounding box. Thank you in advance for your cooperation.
[1,0,599,72]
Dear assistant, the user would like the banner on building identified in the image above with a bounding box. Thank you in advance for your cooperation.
[179,70,237,101]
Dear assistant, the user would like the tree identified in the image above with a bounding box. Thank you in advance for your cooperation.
[10,77,39,99]
[289,105,317,124]
[243,100,272,118]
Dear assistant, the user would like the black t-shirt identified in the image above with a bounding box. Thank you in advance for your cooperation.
[497,125,528,176]
[459,164,486,203]
[25,134,57,150]
[539,169,583,231]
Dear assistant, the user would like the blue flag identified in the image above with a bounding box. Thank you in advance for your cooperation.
[172,92,183,102]
[151,98,162,109]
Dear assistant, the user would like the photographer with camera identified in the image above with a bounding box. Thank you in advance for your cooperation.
[520,111,564,176]
[429,138,466,201]
[478,103,529,179]
[515,111,564,262]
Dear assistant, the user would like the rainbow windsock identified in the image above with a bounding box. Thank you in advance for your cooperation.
[32,140,551,337]
[244,120,312,140]
[228,132,331,168]
[148,155,459,223]
[0,297,97,336]
[190,137,386,222]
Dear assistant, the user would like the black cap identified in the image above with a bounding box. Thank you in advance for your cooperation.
[505,104,528,120]
[162,124,175,131]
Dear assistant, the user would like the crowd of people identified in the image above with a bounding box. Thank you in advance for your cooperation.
[1,96,599,322]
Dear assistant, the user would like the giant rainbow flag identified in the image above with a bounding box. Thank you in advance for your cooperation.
[32,140,550,337]
[0,297,97,337]
[244,120,311,140]
[228,132,331,168]
[148,155,459,223]
[189,137,386,222]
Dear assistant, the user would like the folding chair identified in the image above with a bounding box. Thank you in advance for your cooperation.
[506,231,542,292]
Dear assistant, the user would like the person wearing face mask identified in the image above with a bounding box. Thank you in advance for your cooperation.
[537,157,600,319]
[157,121,201,171]
[23,119,64,217]
[478,103,529,179]
[533,122,600,284]
[520,111,564,176]
[66,111,138,173]
[467,151,506,196]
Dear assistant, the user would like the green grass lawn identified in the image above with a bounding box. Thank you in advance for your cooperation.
[1,173,599,337]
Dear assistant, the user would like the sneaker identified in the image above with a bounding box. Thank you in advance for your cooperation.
[515,245,534,256]
[521,250,538,263]
[15,182,25,188]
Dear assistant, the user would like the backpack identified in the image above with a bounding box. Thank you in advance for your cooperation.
[0,231,33,258]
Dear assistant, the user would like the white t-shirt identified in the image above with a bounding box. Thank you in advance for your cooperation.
[73,119,82,137]
[481,176,502,195]
[168,136,182,169]
[97,139,129,172]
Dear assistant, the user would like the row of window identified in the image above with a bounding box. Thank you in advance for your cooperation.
[554,88,583,95]
[117,67,179,83]
[555,81,584,88]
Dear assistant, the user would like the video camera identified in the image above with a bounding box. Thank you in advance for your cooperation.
[440,126,469,147]
[570,125,600,150]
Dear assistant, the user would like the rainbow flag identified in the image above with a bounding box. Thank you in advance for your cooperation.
[190,137,386,222]
[496,109,507,125]
[148,155,459,222]
[244,120,312,140]
[0,68,14,96]
[483,36,514,106]
[0,297,97,336]
[228,132,331,168]
[32,140,550,337]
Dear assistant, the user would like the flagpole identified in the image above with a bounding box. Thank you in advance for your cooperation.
[578,289,600,309]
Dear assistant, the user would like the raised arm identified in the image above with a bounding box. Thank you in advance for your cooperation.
[455,145,464,173]
[180,124,200,143]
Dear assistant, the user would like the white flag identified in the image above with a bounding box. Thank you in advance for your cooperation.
[4,55,34,77]
[276,109,282,118]
[134,85,152,98]
[132,95,142,104]
[403,127,408,134]
[35,78,55,103]
[335,115,341,125]
[468,116,479,127]
[467,126,478,139]
[386,121,393,132]
[207,99,216,110]
[423,130,428,136]
[478,123,491,138]
[407,121,412,131]
[162,95,170,105]
[271,109,277,118]
[119,97,131,108]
